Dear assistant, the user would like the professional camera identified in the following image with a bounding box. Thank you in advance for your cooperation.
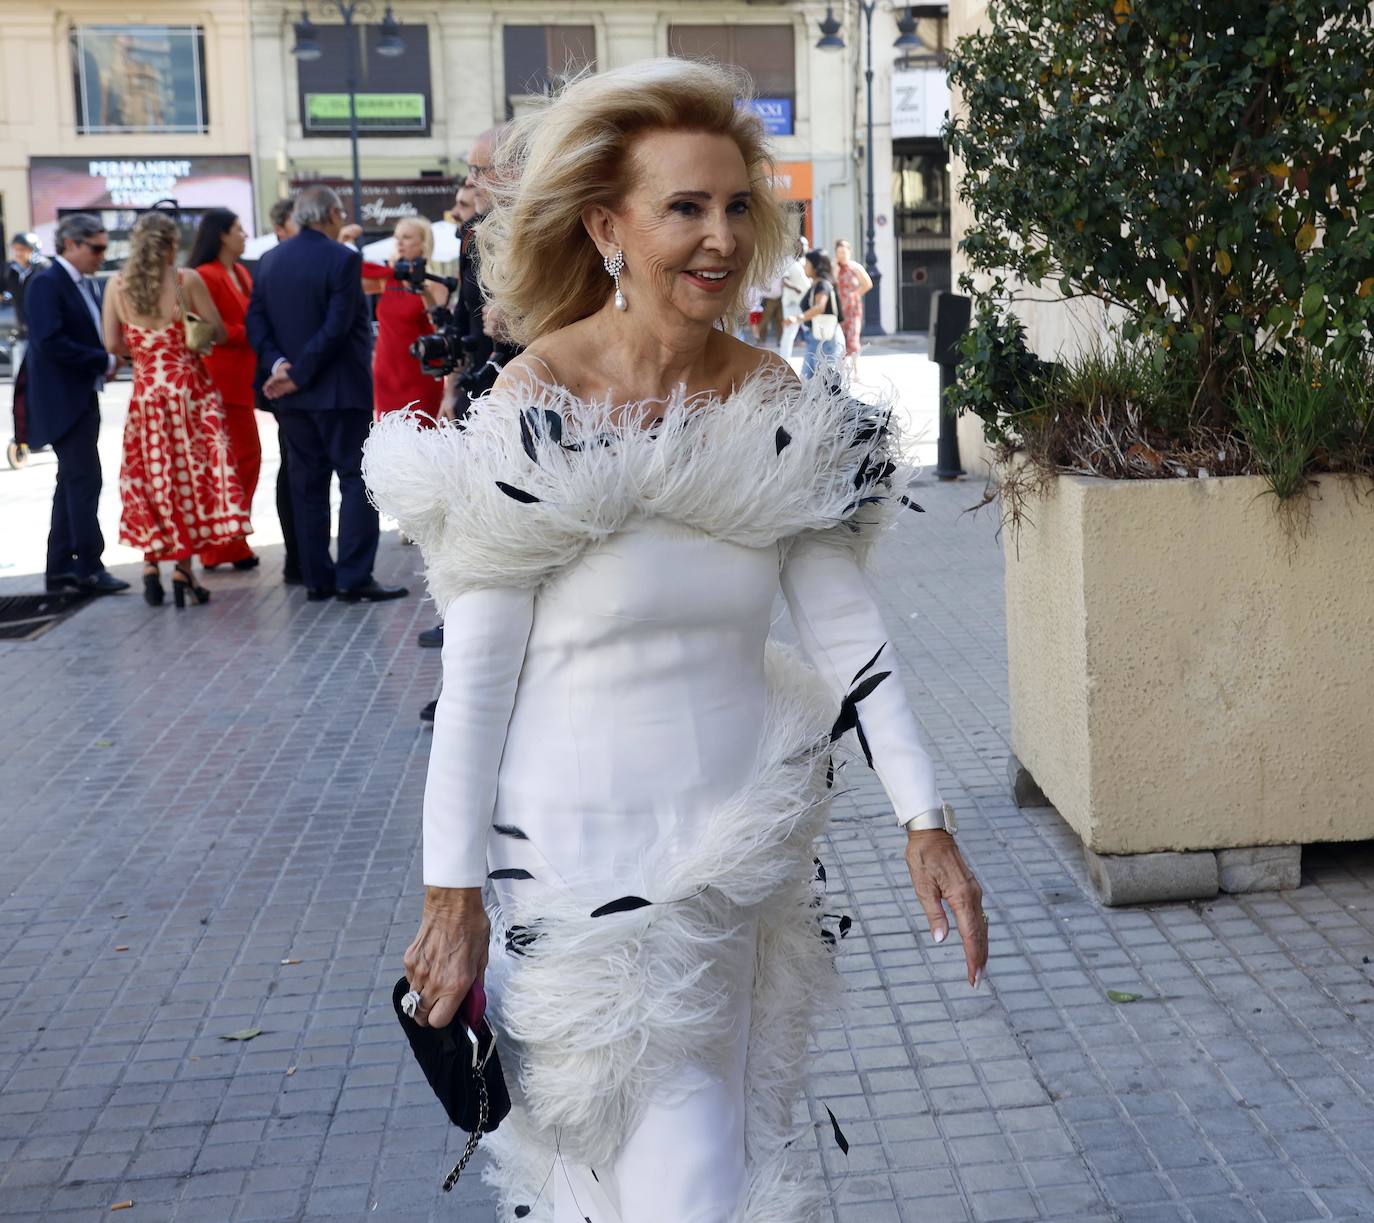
[393,258,465,379]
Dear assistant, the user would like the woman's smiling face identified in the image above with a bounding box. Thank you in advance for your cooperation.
[595,129,758,326]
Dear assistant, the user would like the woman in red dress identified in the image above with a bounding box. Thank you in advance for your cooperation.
[101,211,250,608]
[361,216,449,425]
[191,208,261,569]
[834,239,874,374]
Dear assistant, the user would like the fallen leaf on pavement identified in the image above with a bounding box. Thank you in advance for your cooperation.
[1106,990,1143,1004]
[95,740,114,748]
[220,1028,263,1041]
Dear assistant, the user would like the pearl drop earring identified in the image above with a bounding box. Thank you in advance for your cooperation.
[604,249,627,311]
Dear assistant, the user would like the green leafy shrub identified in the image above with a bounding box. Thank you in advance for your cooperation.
[944,0,1374,489]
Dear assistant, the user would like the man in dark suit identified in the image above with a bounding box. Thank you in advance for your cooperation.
[24,213,129,595]
[246,185,406,604]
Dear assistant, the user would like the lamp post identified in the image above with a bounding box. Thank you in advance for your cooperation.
[817,4,931,336]
[291,2,405,226]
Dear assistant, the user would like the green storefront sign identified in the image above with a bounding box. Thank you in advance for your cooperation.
[305,93,427,131]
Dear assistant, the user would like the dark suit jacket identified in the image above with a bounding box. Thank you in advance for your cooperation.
[245,227,372,413]
[23,261,108,449]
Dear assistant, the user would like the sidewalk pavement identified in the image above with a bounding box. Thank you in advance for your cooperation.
[3,354,1374,1223]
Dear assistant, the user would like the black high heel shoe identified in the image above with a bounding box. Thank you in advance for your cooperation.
[142,564,164,608]
[172,563,211,608]
[232,554,260,571]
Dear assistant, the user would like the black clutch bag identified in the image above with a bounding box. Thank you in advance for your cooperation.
[392,977,512,1190]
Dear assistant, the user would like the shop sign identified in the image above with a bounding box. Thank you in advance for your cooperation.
[769,161,814,202]
[29,154,255,254]
[891,67,951,139]
[304,93,427,132]
[290,178,457,227]
[744,97,794,137]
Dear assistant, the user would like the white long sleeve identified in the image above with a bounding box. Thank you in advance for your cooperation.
[423,586,536,887]
[780,534,944,828]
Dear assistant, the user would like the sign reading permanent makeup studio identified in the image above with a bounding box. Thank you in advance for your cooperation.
[28,155,255,251]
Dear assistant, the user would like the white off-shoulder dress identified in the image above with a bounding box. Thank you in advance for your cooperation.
[364,368,946,1223]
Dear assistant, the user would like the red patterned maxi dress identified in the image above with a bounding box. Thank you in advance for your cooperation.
[118,320,251,562]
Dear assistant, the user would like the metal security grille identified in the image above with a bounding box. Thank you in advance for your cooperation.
[0,593,93,642]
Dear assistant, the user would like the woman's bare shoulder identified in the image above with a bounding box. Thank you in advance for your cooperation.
[490,341,567,399]
[716,331,800,394]
[492,322,596,396]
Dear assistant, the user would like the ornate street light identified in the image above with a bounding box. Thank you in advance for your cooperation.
[817,2,887,335]
[291,2,407,225]
[819,3,943,335]
[894,8,925,51]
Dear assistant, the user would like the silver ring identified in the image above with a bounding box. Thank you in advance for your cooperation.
[401,989,422,1019]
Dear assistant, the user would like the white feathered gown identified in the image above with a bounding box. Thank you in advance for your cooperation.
[363,368,946,1223]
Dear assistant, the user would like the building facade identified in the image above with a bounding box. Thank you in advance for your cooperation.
[0,1,951,333]
[0,0,257,262]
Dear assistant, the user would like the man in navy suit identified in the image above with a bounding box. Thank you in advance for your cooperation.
[246,184,407,603]
[24,213,129,594]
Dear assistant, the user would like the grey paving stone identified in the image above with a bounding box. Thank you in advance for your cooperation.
[4,434,1374,1223]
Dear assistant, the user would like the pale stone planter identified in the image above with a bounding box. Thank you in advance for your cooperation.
[1003,471,1374,903]
[956,411,1000,484]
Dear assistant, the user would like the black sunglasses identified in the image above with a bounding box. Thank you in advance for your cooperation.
[80,240,109,254]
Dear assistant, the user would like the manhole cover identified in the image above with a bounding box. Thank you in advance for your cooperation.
[0,592,94,641]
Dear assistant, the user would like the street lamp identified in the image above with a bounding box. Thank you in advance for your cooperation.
[291,2,405,226]
[818,3,931,336]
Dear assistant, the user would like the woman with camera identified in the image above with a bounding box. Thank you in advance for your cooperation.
[361,216,448,425]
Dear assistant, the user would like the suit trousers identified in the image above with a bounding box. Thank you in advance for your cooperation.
[46,398,105,579]
[275,407,377,592]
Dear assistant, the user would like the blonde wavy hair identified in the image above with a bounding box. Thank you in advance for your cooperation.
[394,215,434,260]
[122,210,181,318]
[477,58,791,347]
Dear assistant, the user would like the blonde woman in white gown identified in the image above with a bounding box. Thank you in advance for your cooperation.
[364,59,988,1223]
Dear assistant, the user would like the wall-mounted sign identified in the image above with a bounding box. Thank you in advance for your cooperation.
[744,97,794,137]
[304,93,427,132]
[769,160,813,203]
[296,23,432,139]
[29,155,255,255]
[891,67,951,140]
[290,177,456,230]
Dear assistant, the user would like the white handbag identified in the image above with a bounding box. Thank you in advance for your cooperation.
[811,312,840,342]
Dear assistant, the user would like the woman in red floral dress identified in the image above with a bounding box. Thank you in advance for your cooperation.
[362,216,449,425]
[834,239,874,374]
[101,211,251,608]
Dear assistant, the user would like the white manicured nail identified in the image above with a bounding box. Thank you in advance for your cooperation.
[933,928,947,944]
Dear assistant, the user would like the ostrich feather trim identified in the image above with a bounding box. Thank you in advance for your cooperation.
[479,643,843,1222]
[362,363,914,610]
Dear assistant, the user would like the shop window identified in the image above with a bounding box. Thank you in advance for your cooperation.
[70,25,209,135]
[668,24,796,135]
[297,24,433,138]
[502,26,596,116]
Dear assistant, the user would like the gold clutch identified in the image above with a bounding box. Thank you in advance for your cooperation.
[175,272,215,354]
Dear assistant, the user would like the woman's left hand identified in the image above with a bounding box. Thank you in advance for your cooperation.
[905,829,989,988]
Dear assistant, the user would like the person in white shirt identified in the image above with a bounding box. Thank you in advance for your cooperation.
[777,235,811,359]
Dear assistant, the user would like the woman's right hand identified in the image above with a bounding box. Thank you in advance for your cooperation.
[402,886,490,1028]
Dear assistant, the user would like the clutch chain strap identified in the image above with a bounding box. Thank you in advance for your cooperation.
[441,1070,489,1192]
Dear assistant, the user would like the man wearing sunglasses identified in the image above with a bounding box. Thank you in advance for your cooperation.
[24,212,129,595]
